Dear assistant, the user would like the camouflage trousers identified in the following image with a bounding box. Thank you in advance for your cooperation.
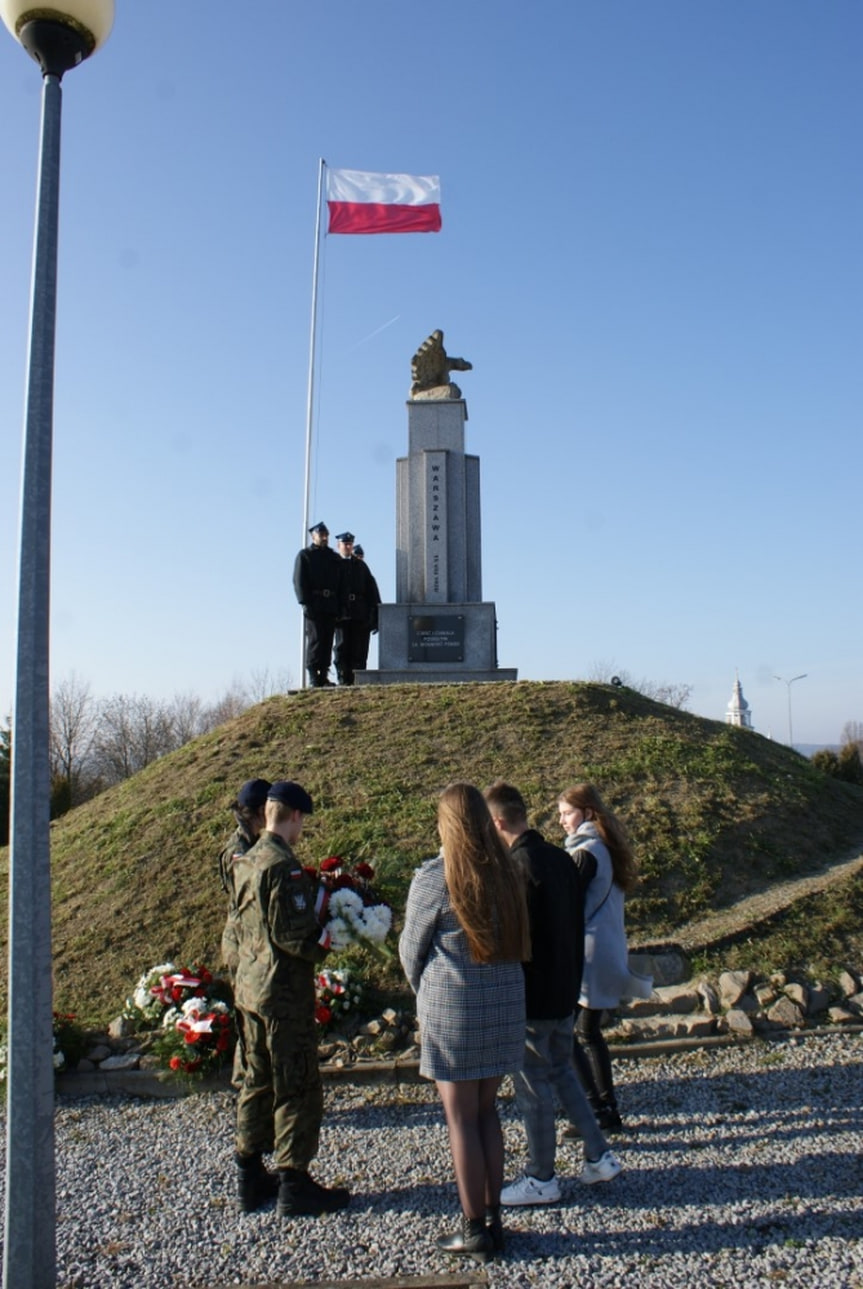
[234,1006,323,1171]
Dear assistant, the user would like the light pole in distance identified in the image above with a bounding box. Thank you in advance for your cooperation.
[773,673,807,750]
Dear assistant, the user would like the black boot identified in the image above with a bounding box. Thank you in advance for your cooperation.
[236,1152,279,1213]
[597,1102,623,1132]
[436,1215,494,1264]
[486,1204,505,1254]
[277,1168,350,1217]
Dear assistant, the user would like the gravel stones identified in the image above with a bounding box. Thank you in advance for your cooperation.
[0,1032,860,1287]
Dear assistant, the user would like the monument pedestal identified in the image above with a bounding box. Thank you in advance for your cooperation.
[356,602,517,685]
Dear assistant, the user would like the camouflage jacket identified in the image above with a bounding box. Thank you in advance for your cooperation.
[218,820,257,973]
[232,831,328,1017]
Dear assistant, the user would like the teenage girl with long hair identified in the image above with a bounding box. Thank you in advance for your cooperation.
[399,782,531,1264]
[558,783,651,1132]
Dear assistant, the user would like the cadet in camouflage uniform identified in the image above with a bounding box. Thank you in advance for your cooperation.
[218,778,271,1091]
[232,779,350,1217]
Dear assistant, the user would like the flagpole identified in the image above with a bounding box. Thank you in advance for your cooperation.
[300,157,326,689]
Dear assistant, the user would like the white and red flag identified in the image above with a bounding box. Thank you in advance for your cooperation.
[326,168,442,235]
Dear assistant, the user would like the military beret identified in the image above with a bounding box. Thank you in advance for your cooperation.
[335,531,355,543]
[267,780,314,814]
[309,521,328,535]
[353,544,364,557]
[237,778,271,810]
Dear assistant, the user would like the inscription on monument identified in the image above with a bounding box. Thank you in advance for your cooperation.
[408,614,465,662]
[424,450,448,603]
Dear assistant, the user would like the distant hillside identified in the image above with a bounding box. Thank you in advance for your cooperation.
[1,681,861,1026]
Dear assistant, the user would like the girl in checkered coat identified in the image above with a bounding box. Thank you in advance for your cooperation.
[399,782,530,1264]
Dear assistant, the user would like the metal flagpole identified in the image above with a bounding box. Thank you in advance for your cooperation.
[300,157,326,689]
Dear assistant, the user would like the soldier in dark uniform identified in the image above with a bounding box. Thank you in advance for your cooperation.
[333,532,381,684]
[293,522,344,687]
[351,543,382,671]
[218,777,272,1094]
[232,780,350,1218]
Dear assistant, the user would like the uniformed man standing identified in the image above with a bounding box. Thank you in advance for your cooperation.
[219,777,272,979]
[351,543,382,672]
[333,531,381,684]
[232,779,350,1217]
[219,777,271,1092]
[293,522,344,687]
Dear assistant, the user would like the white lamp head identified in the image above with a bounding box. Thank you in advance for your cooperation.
[1,1,114,72]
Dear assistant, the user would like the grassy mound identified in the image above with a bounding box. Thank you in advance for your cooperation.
[1,681,861,1026]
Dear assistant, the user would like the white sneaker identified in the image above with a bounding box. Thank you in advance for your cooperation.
[579,1150,622,1185]
[500,1172,561,1206]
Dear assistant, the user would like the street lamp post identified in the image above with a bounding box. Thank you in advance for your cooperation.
[774,673,807,750]
[1,3,113,1285]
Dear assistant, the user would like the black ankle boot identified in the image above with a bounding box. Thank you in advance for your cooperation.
[486,1204,505,1254]
[277,1168,350,1217]
[597,1103,623,1132]
[236,1153,279,1213]
[436,1215,494,1264]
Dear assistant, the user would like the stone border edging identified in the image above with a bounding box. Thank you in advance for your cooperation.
[55,1023,863,1101]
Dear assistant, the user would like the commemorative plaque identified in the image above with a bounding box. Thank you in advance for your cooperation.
[408,614,465,663]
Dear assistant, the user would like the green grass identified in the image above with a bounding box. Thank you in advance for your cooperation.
[1,680,862,1026]
[687,869,863,986]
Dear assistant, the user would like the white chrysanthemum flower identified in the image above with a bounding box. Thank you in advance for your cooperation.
[162,1007,181,1029]
[53,1049,65,1070]
[329,888,364,919]
[327,917,353,951]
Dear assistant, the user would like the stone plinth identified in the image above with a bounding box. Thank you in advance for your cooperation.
[357,602,516,685]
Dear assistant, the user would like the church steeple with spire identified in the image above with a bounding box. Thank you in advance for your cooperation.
[726,672,753,729]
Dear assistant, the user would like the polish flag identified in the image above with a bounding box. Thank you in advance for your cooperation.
[326,168,442,235]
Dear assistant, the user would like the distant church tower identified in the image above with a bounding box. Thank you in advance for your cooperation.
[725,673,753,729]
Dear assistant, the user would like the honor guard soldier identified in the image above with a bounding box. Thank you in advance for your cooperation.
[293,522,344,687]
[232,780,350,1217]
[333,532,381,684]
[351,543,382,670]
[219,777,272,1090]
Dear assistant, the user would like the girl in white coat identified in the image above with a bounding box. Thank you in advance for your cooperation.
[558,783,652,1132]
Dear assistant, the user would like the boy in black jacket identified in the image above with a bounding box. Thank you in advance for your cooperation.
[484,781,621,1205]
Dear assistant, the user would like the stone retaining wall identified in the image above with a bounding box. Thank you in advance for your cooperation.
[55,963,863,1097]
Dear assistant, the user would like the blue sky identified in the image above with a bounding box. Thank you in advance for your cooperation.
[1,1,860,745]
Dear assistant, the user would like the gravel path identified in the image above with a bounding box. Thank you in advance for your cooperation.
[1,1031,861,1288]
[674,849,863,951]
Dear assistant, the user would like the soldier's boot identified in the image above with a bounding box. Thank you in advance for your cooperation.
[308,669,321,687]
[236,1152,279,1213]
[276,1168,350,1217]
[316,670,334,687]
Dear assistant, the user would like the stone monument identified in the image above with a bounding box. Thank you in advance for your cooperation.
[357,331,517,685]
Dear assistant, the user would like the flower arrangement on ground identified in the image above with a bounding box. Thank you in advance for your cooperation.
[123,960,235,1080]
[123,962,221,1028]
[308,856,393,955]
[314,967,366,1029]
[0,1011,86,1097]
[153,996,234,1079]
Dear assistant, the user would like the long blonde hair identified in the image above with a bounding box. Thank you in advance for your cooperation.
[437,782,531,964]
[558,783,638,894]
